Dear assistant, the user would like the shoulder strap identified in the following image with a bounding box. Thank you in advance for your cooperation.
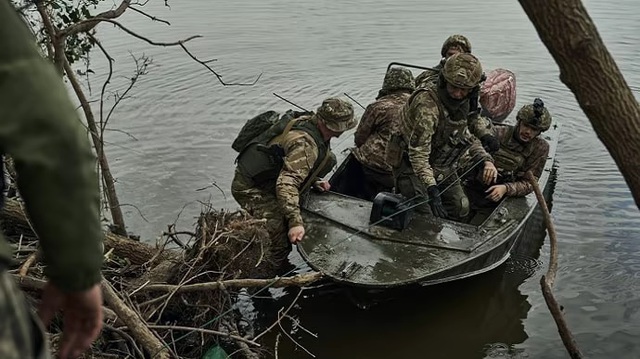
[268,118,300,146]
[300,150,331,195]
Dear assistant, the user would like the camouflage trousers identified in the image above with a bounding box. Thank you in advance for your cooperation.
[395,168,470,220]
[231,169,291,275]
[0,270,49,359]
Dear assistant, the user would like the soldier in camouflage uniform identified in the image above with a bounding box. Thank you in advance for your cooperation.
[352,67,415,200]
[466,98,551,206]
[414,34,472,90]
[390,53,495,220]
[232,98,356,272]
[1,3,104,358]
[413,35,499,153]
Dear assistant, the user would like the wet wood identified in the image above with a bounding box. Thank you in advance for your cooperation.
[101,278,171,359]
[526,171,583,358]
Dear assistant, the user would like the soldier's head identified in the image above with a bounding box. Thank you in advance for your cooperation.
[440,52,483,100]
[315,97,356,140]
[441,34,472,58]
[378,67,415,99]
[516,98,552,142]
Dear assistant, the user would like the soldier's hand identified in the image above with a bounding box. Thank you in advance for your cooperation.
[426,185,448,218]
[314,180,331,192]
[485,185,507,202]
[288,225,305,244]
[482,161,498,185]
[38,282,103,359]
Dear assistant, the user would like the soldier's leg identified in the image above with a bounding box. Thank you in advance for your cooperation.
[0,271,49,359]
[362,167,394,201]
[441,180,470,220]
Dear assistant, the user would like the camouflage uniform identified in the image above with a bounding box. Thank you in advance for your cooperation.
[353,67,414,200]
[466,100,551,206]
[1,3,103,357]
[232,98,355,271]
[415,34,472,90]
[393,53,492,220]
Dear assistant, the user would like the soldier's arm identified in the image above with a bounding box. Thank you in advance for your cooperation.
[0,4,103,292]
[354,104,376,147]
[505,140,550,197]
[405,95,438,187]
[275,133,318,228]
[468,114,493,139]
[467,136,493,163]
[414,69,438,89]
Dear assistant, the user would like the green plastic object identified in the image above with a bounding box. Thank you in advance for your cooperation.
[202,345,229,359]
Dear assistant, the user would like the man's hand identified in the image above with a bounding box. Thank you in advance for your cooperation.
[426,185,448,218]
[314,180,331,192]
[38,283,103,359]
[485,184,508,202]
[288,225,305,244]
[482,161,498,185]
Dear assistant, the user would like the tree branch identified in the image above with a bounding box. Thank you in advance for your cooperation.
[135,272,323,294]
[526,171,583,358]
[127,5,171,26]
[60,0,132,37]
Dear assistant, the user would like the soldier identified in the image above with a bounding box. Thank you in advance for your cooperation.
[414,35,499,153]
[390,53,494,220]
[232,98,356,272]
[1,3,104,359]
[352,67,415,200]
[467,98,551,206]
[414,34,472,90]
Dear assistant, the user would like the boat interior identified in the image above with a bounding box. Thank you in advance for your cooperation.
[327,153,504,228]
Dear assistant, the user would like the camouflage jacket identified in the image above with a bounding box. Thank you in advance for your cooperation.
[414,63,442,90]
[399,88,492,187]
[275,128,327,228]
[353,92,410,173]
[493,125,550,197]
[0,3,103,292]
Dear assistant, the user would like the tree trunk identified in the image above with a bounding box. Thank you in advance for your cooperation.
[518,0,640,209]
[62,59,128,236]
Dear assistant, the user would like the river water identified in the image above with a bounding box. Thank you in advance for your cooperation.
[85,0,640,357]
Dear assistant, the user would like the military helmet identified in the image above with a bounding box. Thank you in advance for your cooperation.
[441,34,472,57]
[516,98,552,131]
[316,97,356,132]
[441,53,483,89]
[382,67,415,93]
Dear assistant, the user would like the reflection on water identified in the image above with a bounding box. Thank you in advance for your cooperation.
[86,0,640,357]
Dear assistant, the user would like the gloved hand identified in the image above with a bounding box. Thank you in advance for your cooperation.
[426,185,448,218]
[480,134,500,153]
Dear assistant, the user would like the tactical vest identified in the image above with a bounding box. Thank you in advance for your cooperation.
[492,125,534,176]
[236,115,328,187]
[406,88,472,168]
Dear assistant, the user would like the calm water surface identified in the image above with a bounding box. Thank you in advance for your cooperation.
[86,0,640,357]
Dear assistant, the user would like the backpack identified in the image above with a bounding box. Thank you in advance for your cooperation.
[231,110,280,153]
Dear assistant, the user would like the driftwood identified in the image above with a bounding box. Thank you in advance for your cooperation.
[2,198,176,265]
[2,195,325,358]
[526,171,583,358]
[101,278,171,359]
[137,272,322,294]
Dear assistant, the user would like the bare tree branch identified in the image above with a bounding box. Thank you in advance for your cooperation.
[127,5,171,26]
[60,0,132,37]
[179,42,264,86]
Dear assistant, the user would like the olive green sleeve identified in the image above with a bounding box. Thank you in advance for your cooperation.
[0,3,103,292]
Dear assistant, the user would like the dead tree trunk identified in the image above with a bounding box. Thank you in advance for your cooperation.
[518,0,640,209]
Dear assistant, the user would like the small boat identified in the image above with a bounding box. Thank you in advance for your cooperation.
[297,123,560,288]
